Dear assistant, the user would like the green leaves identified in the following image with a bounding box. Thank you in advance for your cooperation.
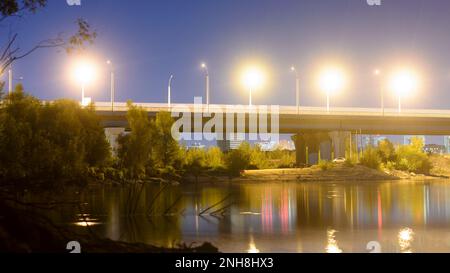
[0,90,111,183]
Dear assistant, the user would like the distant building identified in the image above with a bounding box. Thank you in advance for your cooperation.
[424,144,446,155]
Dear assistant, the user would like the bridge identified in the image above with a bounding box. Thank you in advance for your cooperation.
[94,102,450,166]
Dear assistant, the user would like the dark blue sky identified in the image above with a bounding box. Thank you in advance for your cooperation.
[4,0,450,111]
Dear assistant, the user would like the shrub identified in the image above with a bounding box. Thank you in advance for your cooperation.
[360,147,382,170]
[395,140,431,174]
[377,139,396,163]
[225,145,251,177]
[318,160,334,171]
[344,158,355,167]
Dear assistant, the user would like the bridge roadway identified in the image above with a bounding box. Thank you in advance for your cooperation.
[94,102,450,136]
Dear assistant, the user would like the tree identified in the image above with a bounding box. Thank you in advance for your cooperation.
[205,147,225,170]
[117,102,153,179]
[184,148,207,182]
[225,143,251,177]
[360,146,382,170]
[0,0,97,75]
[377,139,396,163]
[151,111,181,172]
[0,88,110,184]
[396,137,431,174]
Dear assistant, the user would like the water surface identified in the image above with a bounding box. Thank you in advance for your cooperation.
[39,180,450,253]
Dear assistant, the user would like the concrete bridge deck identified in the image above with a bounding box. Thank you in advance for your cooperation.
[94,102,450,135]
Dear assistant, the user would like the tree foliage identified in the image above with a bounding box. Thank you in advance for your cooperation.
[395,137,431,174]
[0,88,110,184]
[360,137,431,174]
[117,104,181,179]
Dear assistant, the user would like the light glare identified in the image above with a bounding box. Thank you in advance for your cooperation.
[390,70,418,97]
[242,67,265,90]
[319,68,345,94]
[74,60,96,86]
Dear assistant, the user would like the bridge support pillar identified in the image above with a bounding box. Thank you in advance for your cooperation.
[293,132,331,166]
[104,127,126,155]
[329,131,351,159]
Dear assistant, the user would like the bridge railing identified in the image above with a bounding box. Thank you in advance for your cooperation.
[93,101,450,118]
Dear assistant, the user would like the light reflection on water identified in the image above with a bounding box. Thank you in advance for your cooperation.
[36,180,450,253]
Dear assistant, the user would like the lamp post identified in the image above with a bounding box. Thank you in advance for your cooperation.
[391,70,417,114]
[291,66,300,114]
[168,74,174,109]
[201,63,210,111]
[107,60,115,112]
[320,68,344,113]
[74,60,95,106]
[242,67,264,107]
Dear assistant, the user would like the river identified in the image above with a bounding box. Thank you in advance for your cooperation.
[38,180,450,253]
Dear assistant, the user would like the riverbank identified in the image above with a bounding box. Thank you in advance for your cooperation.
[200,163,448,183]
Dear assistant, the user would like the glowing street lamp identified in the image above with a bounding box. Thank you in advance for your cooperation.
[374,69,384,115]
[74,60,96,106]
[201,63,210,111]
[390,70,418,113]
[242,66,265,107]
[319,68,345,113]
[291,66,300,114]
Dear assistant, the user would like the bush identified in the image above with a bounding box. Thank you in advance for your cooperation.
[344,158,355,167]
[225,144,251,177]
[205,147,225,170]
[318,160,334,171]
[360,147,382,170]
[0,88,111,183]
[377,139,396,163]
[395,140,431,174]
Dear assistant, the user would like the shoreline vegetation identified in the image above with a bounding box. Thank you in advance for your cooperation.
[0,88,447,189]
[1,89,450,253]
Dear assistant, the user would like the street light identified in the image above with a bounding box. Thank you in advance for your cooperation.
[291,66,300,114]
[319,68,345,113]
[374,69,384,115]
[390,70,418,113]
[107,60,115,111]
[74,60,96,106]
[201,63,210,111]
[168,74,174,109]
[242,66,265,107]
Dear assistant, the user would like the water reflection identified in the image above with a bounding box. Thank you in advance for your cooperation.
[31,180,450,253]
[398,227,414,253]
[247,235,260,253]
[325,229,342,253]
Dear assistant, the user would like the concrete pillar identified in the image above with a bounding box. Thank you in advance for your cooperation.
[329,131,351,159]
[293,132,331,166]
[104,127,126,156]
[293,133,307,166]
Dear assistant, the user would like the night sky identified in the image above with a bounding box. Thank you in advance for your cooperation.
[3,0,450,144]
